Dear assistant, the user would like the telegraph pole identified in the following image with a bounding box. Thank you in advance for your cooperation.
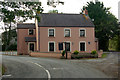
[65,42,67,59]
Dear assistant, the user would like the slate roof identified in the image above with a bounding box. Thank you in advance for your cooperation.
[38,13,94,27]
[17,23,35,29]
[25,37,36,42]
[17,13,94,28]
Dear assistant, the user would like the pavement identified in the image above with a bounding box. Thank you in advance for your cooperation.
[1,52,119,79]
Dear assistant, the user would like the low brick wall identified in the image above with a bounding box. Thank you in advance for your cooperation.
[30,51,102,59]
[30,52,71,59]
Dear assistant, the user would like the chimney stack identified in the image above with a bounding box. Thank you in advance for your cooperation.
[83,9,88,15]
[83,9,89,20]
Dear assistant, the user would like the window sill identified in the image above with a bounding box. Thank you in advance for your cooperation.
[48,36,55,38]
[79,36,86,38]
[65,37,71,38]
[29,34,34,35]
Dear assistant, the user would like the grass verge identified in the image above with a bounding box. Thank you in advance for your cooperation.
[2,65,5,75]
[101,53,108,58]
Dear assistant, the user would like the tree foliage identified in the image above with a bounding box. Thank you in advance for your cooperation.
[0,1,43,23]
[0,1,43,50]
[48,10,58,13]
[82,1,119,51]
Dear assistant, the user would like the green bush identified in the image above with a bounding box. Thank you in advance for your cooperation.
[62,50,65,56]
[91,50,97,55]
[71,53,98,59]
[73,50,79,55]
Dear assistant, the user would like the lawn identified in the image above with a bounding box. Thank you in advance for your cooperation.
[101,53,108,58]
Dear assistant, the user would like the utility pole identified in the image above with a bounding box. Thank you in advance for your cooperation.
[65,42,67,59]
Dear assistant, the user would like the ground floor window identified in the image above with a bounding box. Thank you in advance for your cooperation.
[29,43,35,51]
[80,42,86,51]
[49,42,55,52]
[65,42,70,51]
[59,43,63,50]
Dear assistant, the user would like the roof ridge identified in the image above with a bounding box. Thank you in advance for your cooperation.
[17,23,35,24]
[39,13,82,15]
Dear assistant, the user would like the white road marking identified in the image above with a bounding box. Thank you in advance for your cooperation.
[52,68,63,70]
[2,74,11,77]
[34,63,42,67]
[45,70,51,80]
[27,61,51,80]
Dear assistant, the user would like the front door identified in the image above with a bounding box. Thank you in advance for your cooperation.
[65,42,70,51]
[29,43,35,51]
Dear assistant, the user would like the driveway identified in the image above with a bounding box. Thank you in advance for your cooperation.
[2,52,119,79]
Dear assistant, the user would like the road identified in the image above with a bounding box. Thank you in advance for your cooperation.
[2,55,116,79]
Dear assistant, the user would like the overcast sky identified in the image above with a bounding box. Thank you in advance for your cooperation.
[24,0,120,23]
[0,0,120,33]
[41,0,120,17]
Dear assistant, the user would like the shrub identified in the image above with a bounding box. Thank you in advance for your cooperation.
[91,50,97,55]
[71,53,98,59]
[62,50,65,56]
[73,50,79,55]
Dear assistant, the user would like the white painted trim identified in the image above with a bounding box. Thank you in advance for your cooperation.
[48,41,56,52]
[63,41,71,52]
[64,28,71,37]
[48,28,55,37]
[79,28,86,37]
[79,41,86,51]
[28,42,35,52]
[28,29,35,35]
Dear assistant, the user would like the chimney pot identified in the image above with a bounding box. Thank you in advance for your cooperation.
[83,9,88,15]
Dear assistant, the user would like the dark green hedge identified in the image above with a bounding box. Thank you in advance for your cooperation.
[71,53,98,59]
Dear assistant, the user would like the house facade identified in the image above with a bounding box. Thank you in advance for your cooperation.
[17,13,98,55]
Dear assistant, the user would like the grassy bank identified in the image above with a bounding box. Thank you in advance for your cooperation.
[2,65,5,75]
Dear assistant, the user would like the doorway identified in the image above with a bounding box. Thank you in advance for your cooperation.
[29,42,35,51]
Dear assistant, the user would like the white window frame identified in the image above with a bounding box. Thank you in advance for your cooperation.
[64,28,71,37]
[28,29,34,35]
[48,41,55,52]
[63,41,71,52]
[79,28,86,37]
[79,41,86,51]
[28,42,35,52]
[48,28,55,37]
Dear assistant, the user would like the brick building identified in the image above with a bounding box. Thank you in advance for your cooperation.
[17,13,98,55]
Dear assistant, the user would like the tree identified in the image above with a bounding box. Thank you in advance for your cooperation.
[2,29,17,51]
[82,1,118,51]
[48,10,58,13]
[0,1,43,50]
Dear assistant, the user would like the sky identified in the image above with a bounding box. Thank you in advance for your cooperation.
[0,0,120,33]
[41,0,120,17]
[24,0,120,23]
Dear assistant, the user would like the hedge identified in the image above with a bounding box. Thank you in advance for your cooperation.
[71,53,98,59]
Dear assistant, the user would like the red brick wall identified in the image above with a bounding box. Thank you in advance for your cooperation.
[39,27,96,53]
[17,29,36,55]
[30,52,71,59]
[17,27,97,55]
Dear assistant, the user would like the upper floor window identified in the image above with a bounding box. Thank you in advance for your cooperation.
[48,29,55,37]
[80,29,85,37]
[29,29,34,35]
[64,29,71,37]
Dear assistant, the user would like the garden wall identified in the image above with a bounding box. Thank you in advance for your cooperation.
[30,52,71,59]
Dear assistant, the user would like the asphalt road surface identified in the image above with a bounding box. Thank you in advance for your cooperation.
[2,55,114,79]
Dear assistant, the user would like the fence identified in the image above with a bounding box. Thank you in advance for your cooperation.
[0,51,17,56]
